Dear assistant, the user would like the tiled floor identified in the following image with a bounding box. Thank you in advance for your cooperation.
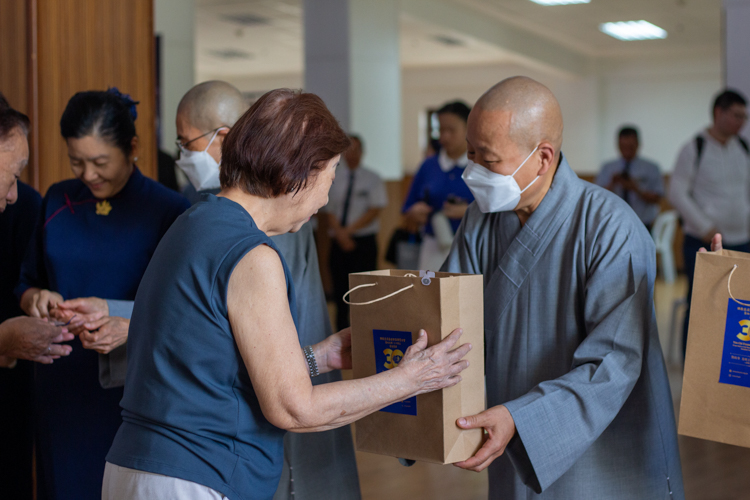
[352,275,750,500]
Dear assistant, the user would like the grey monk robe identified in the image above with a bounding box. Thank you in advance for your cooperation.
[443,156,684,499]
[272,222,361,500]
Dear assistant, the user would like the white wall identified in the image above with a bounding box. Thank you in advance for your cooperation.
[204,52,721,178]
[722,0,750,138]
[402,54,720,176]
[597,53,722,175]
[400,63,600,175]
[155,0,195,154]
[348,0,402,180]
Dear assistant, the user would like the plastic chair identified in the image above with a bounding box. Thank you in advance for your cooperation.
[651,210,679,284]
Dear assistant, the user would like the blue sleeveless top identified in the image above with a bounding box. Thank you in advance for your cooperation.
[107,194,298,500]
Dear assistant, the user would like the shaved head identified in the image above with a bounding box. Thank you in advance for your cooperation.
[476,76,563,153]
[466,77,566,218]
[177,81,246,131]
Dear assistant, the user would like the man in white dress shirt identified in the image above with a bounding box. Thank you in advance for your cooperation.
[323,135,388,330]
[668,89,750,357]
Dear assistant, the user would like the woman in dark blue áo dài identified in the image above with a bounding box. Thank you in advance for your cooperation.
[15,89,190,500]
[402,101,475,271]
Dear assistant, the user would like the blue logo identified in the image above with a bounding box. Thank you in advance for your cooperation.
[373,329,417,416]
[719,299,750,388]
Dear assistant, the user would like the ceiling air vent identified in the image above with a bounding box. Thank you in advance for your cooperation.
[207,49,254,60]
[221,14,270,27]
[432,35,465,47]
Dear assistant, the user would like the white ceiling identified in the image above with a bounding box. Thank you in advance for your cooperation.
[195,0,722,78]
[196,0,304,77]
[458,0,722,57]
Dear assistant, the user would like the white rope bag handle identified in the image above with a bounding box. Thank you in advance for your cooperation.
[343,273,418,306]
[727,264,750,306]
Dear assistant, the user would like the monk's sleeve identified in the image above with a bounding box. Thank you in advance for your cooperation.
[502,224,654,493]
[97,300,134,389]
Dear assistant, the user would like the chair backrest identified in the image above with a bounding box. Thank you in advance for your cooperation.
[651,210,679,251]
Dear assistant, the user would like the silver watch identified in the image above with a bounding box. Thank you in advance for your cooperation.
[303,345,319,377]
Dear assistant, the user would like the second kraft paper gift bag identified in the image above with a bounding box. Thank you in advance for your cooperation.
[680,249,750,448]
[346,269,485,464]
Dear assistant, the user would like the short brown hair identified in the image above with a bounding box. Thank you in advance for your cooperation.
[221,89,350,197]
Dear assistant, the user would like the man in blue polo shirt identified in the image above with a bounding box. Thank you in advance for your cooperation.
[595,125,664,231]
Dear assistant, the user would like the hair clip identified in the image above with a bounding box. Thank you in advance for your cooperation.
[107,87,139,121]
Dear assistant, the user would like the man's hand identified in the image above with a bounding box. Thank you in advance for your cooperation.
[314,328,353,373]
[334,228,356,252]
[454,405,516,472]
[617,176,639,193]
[52,297,109,335]
[0,316,74,364]
[699,233,723,253]
[79,316,129,354]
[701,228,720,244]
[405,201,433,226]
[442,201,468,220]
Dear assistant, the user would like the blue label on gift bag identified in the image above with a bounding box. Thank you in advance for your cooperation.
[373,329,417,415]
[719,299,750,388]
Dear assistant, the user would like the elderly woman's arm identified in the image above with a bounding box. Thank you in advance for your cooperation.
[228,244,471,433]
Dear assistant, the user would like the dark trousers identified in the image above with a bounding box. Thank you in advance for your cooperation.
[0,359,34,499]
[330,234,378,331]
[682,235,750,359]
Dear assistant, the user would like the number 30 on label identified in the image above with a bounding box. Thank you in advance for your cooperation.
[383,349,404,370]
[737,320,750,342]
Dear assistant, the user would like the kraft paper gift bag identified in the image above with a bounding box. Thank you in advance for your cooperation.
[679,250,750,448]
[346,269,485,464]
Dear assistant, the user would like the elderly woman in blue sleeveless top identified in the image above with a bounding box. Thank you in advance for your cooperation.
[102,89,472,500]
[16,89,190,499]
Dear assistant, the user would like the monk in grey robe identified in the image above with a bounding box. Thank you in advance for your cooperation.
[271,225,361,500]
[445,77,684,499]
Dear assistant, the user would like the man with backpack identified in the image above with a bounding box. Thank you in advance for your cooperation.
[668,89,750,358]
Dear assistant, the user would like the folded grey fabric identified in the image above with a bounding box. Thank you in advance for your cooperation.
[99,345,127,389]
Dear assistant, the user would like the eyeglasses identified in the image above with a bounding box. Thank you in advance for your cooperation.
[175,127,225,153]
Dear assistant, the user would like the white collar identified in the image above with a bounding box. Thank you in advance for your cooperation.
[438,149,468,173]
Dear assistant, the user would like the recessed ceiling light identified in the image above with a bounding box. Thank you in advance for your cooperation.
[599,20,668,41]
[528,0,590,5]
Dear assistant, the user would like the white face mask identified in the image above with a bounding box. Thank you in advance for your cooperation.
[462,145,540,213]
[176,129,222,191]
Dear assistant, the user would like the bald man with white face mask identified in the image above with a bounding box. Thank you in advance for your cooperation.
[443,77,684,499]
[175,81,361,500]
